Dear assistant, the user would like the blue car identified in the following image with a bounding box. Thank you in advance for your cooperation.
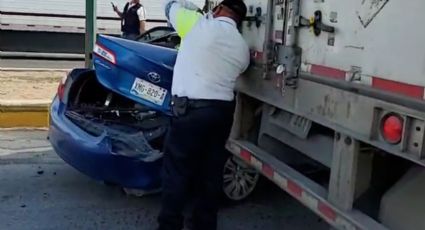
[48,27,259,200]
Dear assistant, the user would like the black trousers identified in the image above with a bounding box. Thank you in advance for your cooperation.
[122,32,139,40]
[158,101,235,230]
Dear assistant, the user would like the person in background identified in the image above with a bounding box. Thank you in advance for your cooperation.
[113,0,146,40]
[157,0,249,229]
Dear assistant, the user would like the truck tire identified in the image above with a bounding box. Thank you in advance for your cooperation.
[222,156,260,201]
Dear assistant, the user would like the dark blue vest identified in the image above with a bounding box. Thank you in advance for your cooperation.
[121,3,142,34]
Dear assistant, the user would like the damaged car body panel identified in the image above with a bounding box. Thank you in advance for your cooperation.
[49,98,164,190]
[49,68,167,190]
[48,28,178,190]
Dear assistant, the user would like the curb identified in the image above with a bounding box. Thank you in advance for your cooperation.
[0,67,70,72]
[0,100,51,128]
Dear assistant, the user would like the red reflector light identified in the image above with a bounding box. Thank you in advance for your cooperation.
[381,114,403,144]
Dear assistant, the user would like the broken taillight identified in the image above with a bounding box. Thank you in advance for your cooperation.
[57,75,68,101]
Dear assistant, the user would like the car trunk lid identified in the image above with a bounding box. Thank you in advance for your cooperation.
[93,35,177,114]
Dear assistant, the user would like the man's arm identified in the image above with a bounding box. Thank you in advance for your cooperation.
[164,0,202,39]
[113,5,123,18]
[140,21,146,33]
[241,46,251,73]
[138,6,147,33]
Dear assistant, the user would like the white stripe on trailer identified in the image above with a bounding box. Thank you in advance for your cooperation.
[250,156,263,171]
[301,191,319,211]
[228,140,388,230]
[335,217,357,230]
[273,172,288,190]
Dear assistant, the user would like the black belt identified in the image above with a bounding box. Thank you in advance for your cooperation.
[188,99,233,108]
[171,96,234,116]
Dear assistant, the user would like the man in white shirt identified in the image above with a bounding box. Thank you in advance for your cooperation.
[113,0,146,40]
[158,0,249,229]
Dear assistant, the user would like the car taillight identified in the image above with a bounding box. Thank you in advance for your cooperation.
[381,114,404,144]
[57,75,67,101]
[93,43,116,64]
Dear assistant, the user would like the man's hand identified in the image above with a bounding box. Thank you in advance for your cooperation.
[178,0,200,11]
[112,3,123,18]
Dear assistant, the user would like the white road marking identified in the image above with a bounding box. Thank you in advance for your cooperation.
[0,146,53,157]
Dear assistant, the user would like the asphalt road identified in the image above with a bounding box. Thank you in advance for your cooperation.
[0,131,329,230]
[0,59,84,69]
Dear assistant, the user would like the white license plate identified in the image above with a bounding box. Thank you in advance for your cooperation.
[130,78,167,105]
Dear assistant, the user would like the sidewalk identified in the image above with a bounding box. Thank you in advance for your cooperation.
[0,68,67,128]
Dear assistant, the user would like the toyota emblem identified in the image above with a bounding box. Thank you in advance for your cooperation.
[147,72,161,83]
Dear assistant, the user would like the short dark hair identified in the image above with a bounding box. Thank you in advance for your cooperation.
[219,0,247,20]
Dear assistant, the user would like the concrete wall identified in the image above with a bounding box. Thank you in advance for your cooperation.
[0,30,120,54]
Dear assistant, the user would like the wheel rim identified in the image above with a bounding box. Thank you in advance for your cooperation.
[222,156,259,201]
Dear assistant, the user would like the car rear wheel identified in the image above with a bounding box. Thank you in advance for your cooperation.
[222,156,260,201]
